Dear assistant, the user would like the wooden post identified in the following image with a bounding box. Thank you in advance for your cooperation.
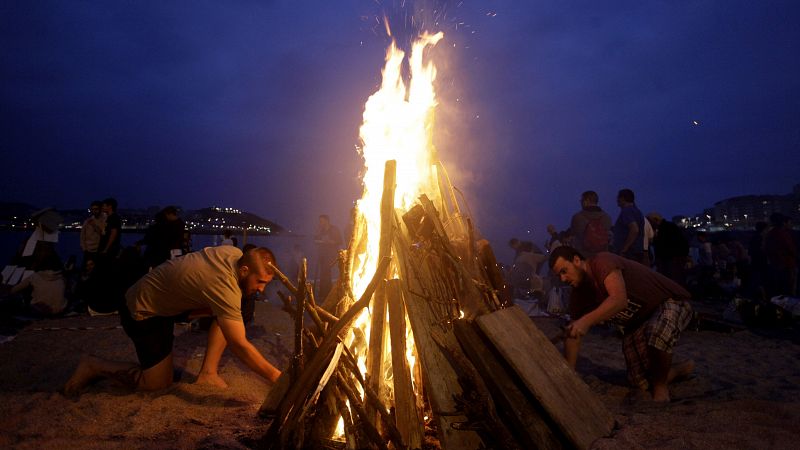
[365,281,388,426]
[387,279,424,449]
[364,160,397,426]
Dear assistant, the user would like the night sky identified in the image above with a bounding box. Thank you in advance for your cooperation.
[2,1,799,261]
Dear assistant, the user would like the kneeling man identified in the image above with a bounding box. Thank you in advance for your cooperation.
[65,245,281,394]
[549,246,694,401]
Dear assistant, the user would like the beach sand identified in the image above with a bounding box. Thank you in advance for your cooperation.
[1,300,799,449]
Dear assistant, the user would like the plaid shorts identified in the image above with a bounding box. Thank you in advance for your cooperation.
[621,299,693,389]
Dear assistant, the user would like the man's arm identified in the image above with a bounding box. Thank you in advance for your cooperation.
[216,317,281,383]
[621,221,640,254]
[566,269,628,338]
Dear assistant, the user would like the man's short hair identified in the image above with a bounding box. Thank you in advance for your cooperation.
[319,214,330,222]
[240,246,277,275]
[617,189,635,203]
[508,238,520,248]
[548,245,585,269]
[102,197,118,211]
[581,191,599,204]
[90,200,102,208]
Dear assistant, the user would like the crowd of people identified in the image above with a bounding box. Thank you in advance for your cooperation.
[505,188,798,401]
[506,189,798,304]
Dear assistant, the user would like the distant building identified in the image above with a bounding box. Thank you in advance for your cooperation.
[681,183,800,230]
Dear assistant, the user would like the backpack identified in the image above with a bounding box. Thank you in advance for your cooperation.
[583,217,609,253]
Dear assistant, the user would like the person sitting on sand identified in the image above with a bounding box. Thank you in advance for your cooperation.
[548,246,694,402]
[65,245,282,394]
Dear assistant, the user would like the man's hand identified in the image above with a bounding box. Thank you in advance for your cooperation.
[565,317,591,339]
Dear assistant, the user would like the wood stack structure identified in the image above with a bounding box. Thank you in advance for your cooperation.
[258,161,615,449]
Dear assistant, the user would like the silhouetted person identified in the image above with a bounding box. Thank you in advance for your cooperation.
[747,221,769,300]
[647,213,689,285]
[314,214,342,300]
[141,206,186,269]
[568,190,612,258]
[765,213,797,297]
[613,189,645,264]
[79,200,105,268]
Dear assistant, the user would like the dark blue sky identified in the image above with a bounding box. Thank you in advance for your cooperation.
[2,1,799,259]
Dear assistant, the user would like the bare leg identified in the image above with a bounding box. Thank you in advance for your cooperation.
[668,359,695,383]
[195,319,229,388]
[64,353,174,395]
[648,347,673,402]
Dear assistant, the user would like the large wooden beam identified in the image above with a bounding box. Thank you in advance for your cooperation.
[475,306,615,450]
[387,279,424,450]
[453,320,563,450]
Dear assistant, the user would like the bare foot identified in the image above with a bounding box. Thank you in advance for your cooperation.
[668,359,695,383]
[651,384,670,402]
[195,372,228,388]
[64,355,101,396]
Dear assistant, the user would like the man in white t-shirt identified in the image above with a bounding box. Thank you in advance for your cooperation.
[65,246,281,394]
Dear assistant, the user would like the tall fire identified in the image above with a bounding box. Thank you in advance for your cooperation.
[258,28,614,450]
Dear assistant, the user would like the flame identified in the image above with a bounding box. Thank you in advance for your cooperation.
[352,31,444,299]
[334,31,444,440]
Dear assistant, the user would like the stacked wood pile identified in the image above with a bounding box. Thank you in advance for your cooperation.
[258,161,615,449]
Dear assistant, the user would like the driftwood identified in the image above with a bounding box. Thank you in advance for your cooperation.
[387,279,424,449]
[476,306,615,450]
[392,224,483,449]
[454,320,563,450]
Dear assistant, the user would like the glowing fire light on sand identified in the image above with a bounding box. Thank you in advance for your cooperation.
[335,30,445,438]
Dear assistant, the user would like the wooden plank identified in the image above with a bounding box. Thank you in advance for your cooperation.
[365,282,388,426]
[453,320,564,450]
[394,229,483,449]
[476,306,614,450]
[387,279,424,450]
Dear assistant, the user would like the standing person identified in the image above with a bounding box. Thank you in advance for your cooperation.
[64,246,282,394]
[314,214,342,300]
[568,190,612,258]
[91,198,123,313]
[548,246,694,402]
[141,206,186,269]
[765,213,798,297]
[613,188,646,264]
[646,213,689,285]
[98,198,122,259]
[747,221,769,300]
[79,200,105,268]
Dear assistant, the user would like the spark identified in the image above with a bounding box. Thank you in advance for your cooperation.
[692,120,700,126]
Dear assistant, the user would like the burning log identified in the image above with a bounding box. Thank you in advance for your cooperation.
[386,279,424,449]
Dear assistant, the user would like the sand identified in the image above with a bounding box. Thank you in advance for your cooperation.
[1,299,799,449]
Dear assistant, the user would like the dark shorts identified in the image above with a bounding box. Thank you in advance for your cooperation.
[120,306,187,370]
